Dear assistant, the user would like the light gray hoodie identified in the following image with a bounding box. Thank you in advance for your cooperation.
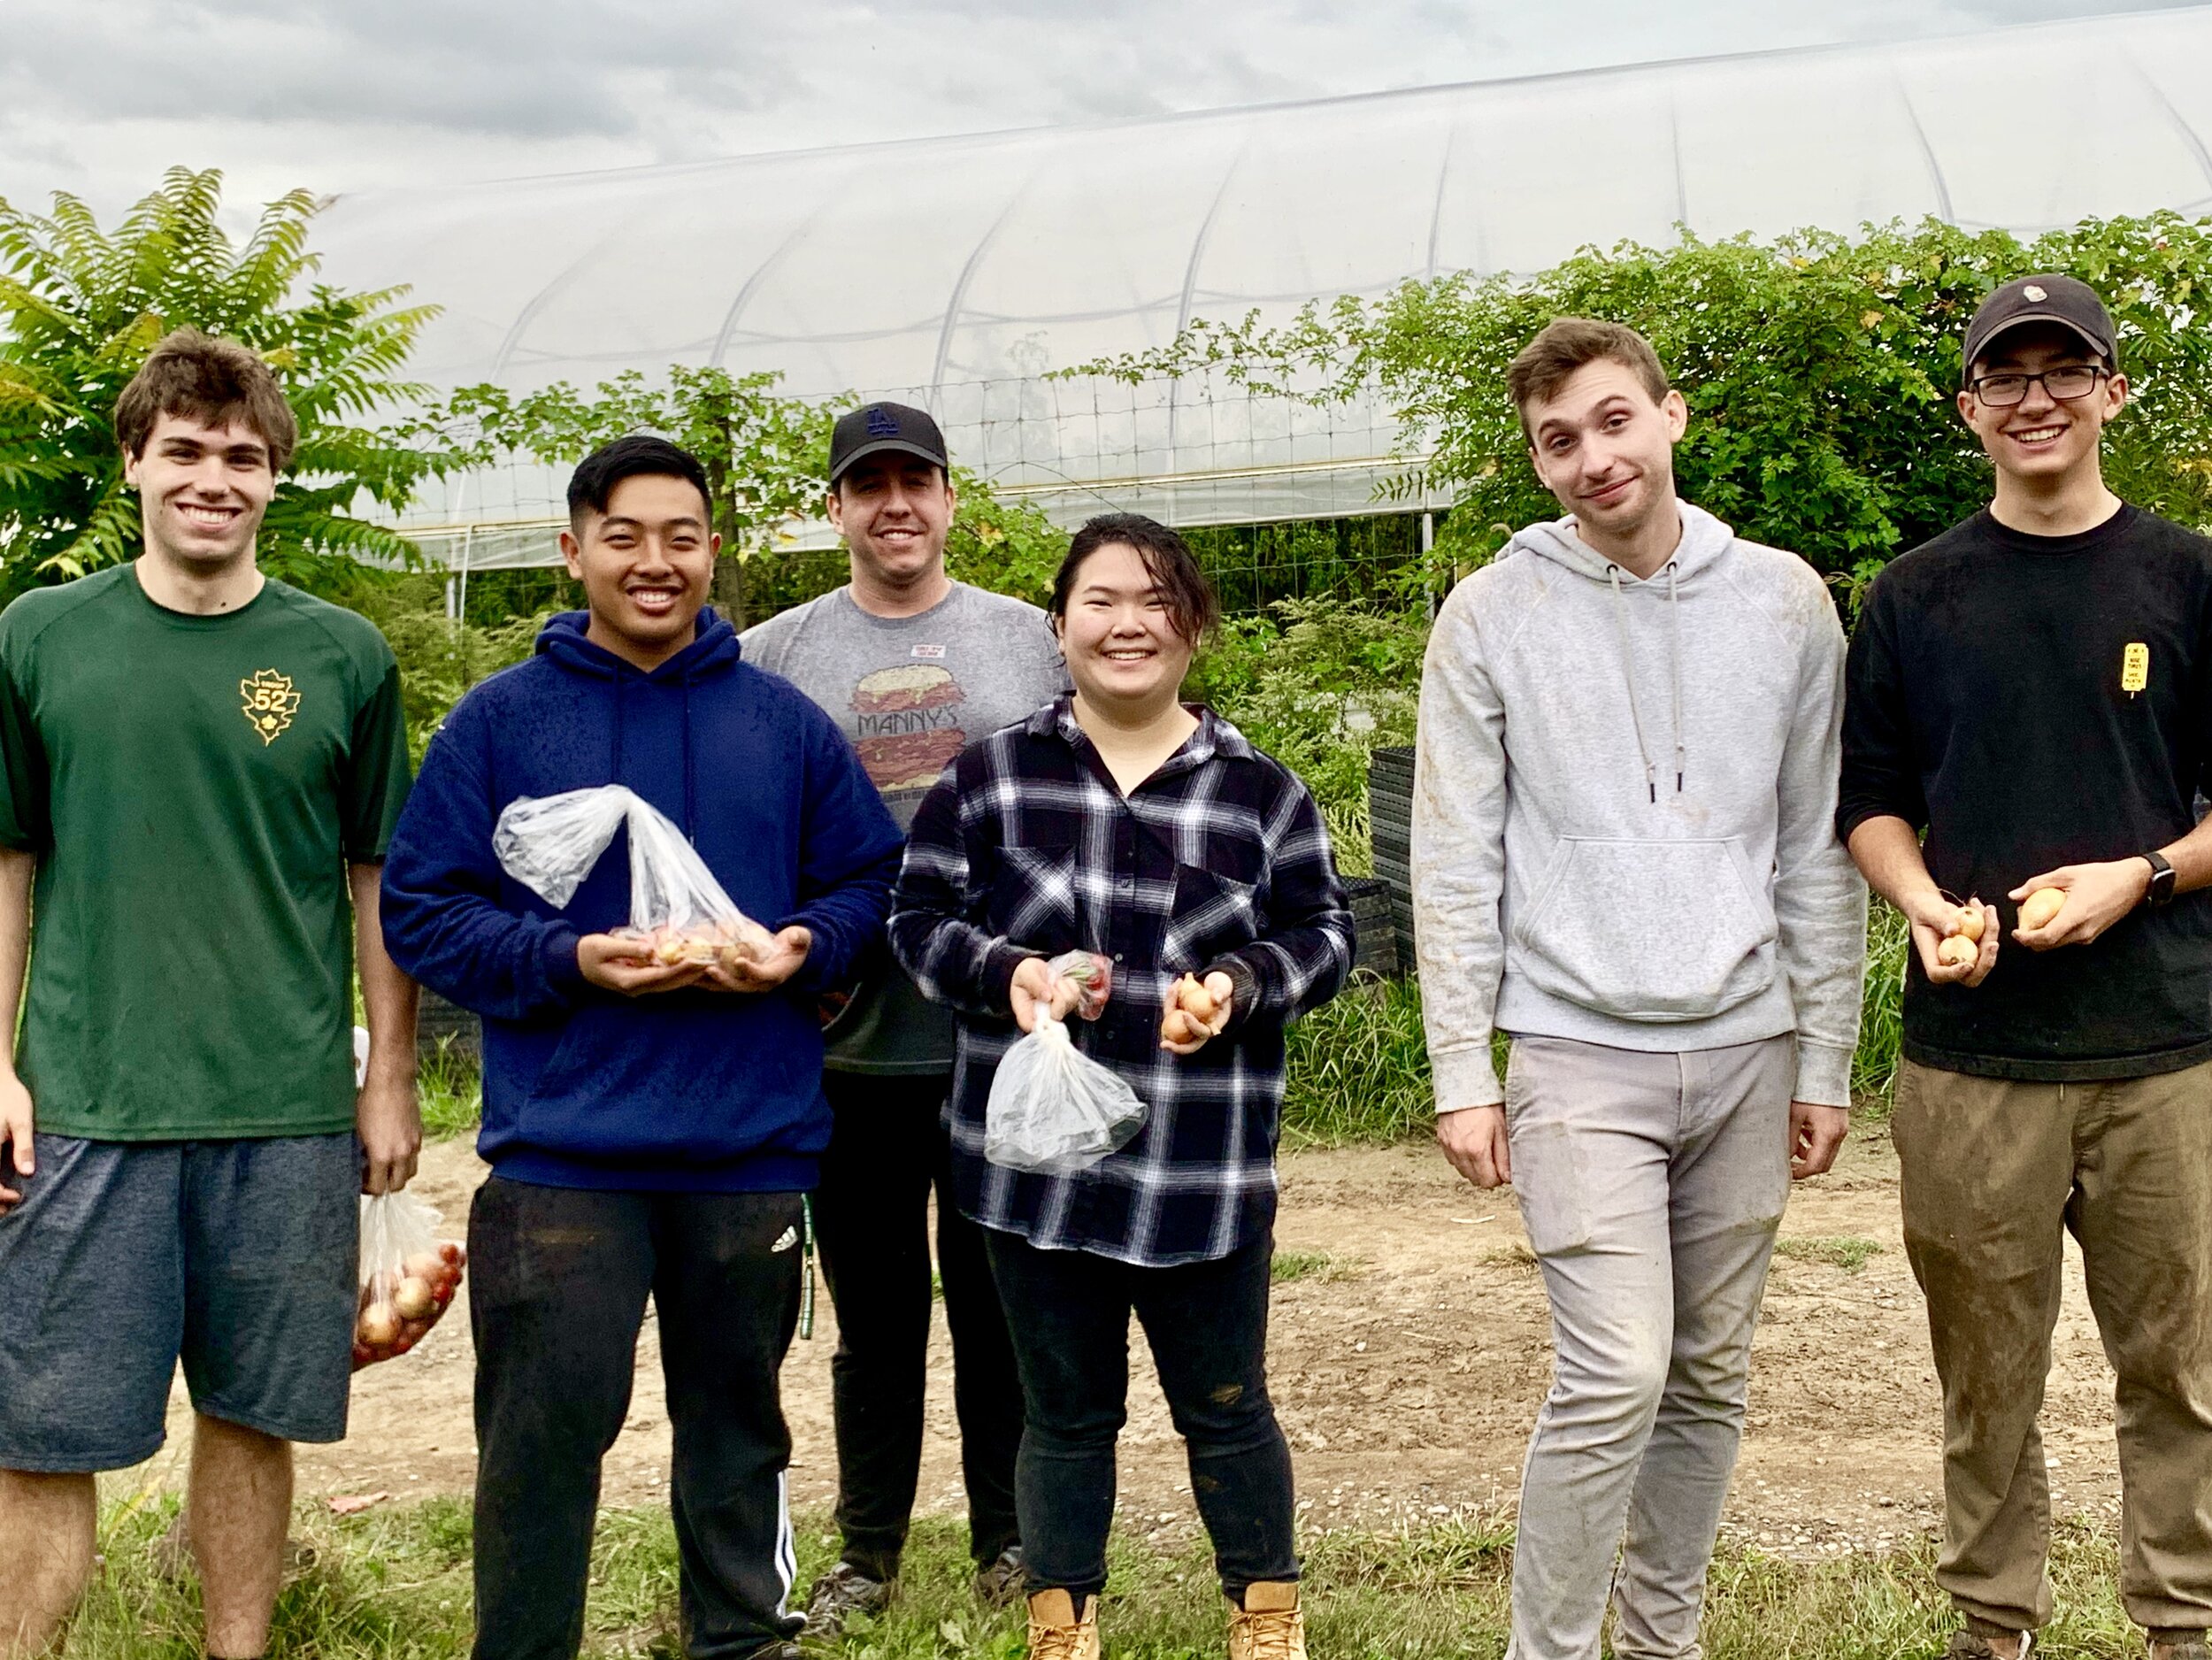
[1411,502,1865,1110]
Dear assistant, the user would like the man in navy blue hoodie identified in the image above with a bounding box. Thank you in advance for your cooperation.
[381,436,902,1660]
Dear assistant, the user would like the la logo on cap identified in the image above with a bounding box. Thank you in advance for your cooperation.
[2024,283,2048,302]
[865,406,900,437]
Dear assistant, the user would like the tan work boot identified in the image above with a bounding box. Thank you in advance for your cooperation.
[1025,1588,1101,1660]
[1229,1581,1307,1660]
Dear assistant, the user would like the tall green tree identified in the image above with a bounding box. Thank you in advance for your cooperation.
[1075,213,2212,605]
[415,366,838,628]
[0,166,440,598]
[417,370,1067,626]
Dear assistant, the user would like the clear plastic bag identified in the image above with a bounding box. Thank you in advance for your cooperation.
[985,951,1147,1174]
[354,1190,467,1370]
[493,785,774,968]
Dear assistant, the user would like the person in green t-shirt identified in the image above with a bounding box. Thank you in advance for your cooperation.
[0,328,419,1660]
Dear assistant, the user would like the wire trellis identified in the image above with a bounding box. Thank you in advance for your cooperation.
[385,370,1446,586]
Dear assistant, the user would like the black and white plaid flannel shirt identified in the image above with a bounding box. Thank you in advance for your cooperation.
[889,696,1354,1267]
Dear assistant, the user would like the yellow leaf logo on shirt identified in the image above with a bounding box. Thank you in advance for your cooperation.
[240,668,301,745]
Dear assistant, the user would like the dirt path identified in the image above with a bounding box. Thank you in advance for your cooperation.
[150,1127,2124,1559]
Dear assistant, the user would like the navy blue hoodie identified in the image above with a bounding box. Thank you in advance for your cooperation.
[380,610,902,1192]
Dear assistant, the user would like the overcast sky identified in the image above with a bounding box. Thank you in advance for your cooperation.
[0,0,2199,220]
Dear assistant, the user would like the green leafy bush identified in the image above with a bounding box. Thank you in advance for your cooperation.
[345,573,545,764]
[1192,597,1428,868]
[1855,900,1912,1109]
[1281,977,1433,1146]
[408,374,1069,630]
[0,167,441,598]
[1074,214,2212,588]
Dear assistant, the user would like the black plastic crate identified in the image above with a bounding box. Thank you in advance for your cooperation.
[1341,875,1400,979]
[1366,745,1417,972]
[418,986,481,1063]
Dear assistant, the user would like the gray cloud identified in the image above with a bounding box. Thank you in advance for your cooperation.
[0,0,2192,218]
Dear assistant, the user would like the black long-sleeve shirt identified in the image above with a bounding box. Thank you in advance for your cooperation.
[1839,504,2212,1080]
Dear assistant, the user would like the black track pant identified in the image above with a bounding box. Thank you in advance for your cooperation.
[470,1177,805,1660]
[813,1071,1024,1578]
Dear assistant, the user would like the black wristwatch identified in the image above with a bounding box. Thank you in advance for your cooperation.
[2142,850,2177,908]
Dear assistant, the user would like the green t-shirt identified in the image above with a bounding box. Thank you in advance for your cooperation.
[0,565,412,1140]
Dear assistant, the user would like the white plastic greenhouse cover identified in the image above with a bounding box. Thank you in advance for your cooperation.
[312,6,2212,569]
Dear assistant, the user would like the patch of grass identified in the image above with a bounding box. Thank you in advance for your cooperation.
[63,1486,479,1657]
[417,1042,483,1142]
[1270,1249,1363,1284]
[1773,1235,1887,1275]
[1281,977,1432,1146]
[1853,899,1910,1113]
[60,1496,2146,1659]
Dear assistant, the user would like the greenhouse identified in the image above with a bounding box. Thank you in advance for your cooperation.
[309,4,2212,571]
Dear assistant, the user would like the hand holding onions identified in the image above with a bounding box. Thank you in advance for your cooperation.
[1160,972,1233,1053]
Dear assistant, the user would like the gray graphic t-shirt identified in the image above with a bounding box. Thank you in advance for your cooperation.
[741,581,1066,1072]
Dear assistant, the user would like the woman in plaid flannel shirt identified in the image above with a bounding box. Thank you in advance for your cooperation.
[890,514,1354,1660]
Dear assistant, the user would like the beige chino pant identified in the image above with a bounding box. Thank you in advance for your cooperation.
[1893,1057,2212,1640]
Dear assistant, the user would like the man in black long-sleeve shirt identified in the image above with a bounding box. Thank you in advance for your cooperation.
[1840,275,2212,1660]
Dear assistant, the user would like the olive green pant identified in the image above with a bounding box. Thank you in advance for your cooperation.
[1893,1057,2212,1640]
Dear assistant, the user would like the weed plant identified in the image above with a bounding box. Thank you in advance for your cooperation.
[1772,1236,1887,1275]
[1279,977,1432,1146]
[1853,900,1911,1111]
[417,1040,484,1143]
[1270,1249,1363,1284]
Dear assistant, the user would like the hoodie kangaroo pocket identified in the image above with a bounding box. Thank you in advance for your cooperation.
[1511,836,1776,1022]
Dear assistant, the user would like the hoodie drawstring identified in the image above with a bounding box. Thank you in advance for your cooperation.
[1667,559,1686,795]
[611,667,626,782]
[1607,561,1686,803]
[681,670,697,842]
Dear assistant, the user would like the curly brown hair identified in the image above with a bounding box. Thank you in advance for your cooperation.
[113,327,297,471]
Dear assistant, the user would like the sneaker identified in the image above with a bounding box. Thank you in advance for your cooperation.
[1228,1582,1307,1660]
[800,1561,892,1642]
[974,1545,1027,1606]
[1947,1630,2032,1660]
[1025,1588,1101,1660]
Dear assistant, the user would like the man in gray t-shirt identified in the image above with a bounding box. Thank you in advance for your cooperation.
[741,401,1064,1633]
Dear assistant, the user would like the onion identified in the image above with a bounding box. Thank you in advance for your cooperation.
[2018,888,2066,932]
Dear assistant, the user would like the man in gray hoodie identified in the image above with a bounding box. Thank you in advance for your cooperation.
[1412,318,1865,1659]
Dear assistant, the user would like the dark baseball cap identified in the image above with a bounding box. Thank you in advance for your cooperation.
[828,401,949,485]
[1962,274,2117,381]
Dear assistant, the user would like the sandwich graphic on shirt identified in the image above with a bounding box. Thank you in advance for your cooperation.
[852,664,967,792]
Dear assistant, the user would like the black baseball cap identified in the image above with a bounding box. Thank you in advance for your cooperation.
[828,401,949,485]
[1962,274,2117,381]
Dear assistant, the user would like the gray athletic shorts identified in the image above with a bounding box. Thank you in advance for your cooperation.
[0,1131,360,1472]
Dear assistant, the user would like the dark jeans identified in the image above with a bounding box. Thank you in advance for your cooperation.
[983,1228,1299,1604]
[814,1071,1023,1577]
[469,1177,805,1660]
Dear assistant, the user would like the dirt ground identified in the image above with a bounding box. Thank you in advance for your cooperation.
[150,1127,2126,1559]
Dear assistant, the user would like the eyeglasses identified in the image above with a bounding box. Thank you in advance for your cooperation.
[1968,365,2107,407]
